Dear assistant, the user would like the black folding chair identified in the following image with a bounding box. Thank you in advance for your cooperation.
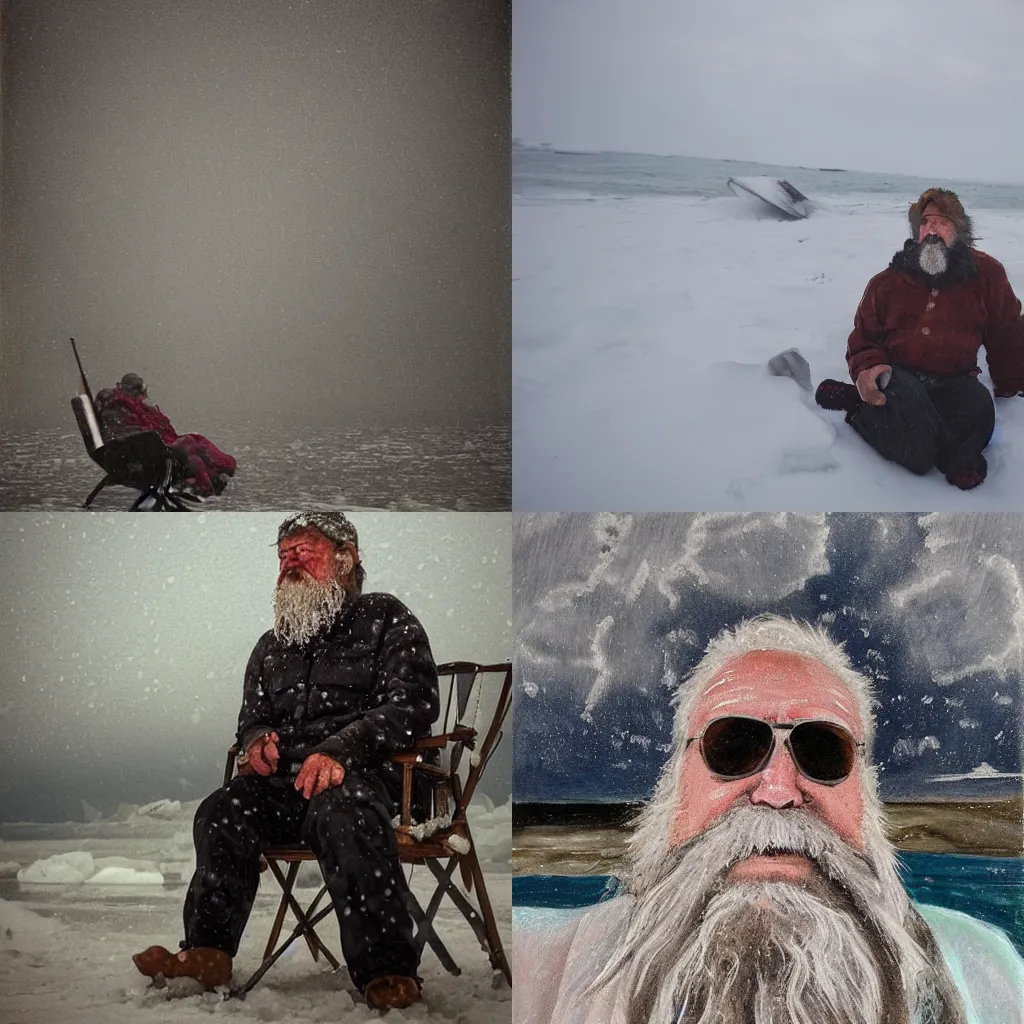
[69,338,201,511]
[225,661,513,998]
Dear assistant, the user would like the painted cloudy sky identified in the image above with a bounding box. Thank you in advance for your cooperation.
[514,513,1024,803]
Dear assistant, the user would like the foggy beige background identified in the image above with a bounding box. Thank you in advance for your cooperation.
[1,0,510,430]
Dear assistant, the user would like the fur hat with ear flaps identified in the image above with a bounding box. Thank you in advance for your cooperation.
[908,187,975,247]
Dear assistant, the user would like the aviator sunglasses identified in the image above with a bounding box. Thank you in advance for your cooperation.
[686,715,864,786]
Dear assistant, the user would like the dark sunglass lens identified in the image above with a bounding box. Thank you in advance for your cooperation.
[701,717,774,778]
[790,722,856,783]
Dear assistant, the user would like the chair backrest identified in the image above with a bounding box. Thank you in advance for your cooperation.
[432,661,512,816]
[71,393,105,459]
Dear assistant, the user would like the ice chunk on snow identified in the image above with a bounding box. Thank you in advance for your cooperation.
[18,851,95,884]
[133,799,182,819]
[87,865,164,885]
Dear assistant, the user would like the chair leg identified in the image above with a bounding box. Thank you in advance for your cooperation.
[422,852,511,985]
[229,901,339,1000]
[464,845,512,986]
[424,858,491,952]
[406,886,462,977]
[264,861,300,961]
[130,489,159,511]
[263,860,339,969]
[83,476,112,508]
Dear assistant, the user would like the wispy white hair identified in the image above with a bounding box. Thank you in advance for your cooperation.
[630,614,881,897]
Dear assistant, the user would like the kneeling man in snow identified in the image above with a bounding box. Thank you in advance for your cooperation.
[133,512,439,1012]
[816,188,1024,490]
[513,615,1024,1024]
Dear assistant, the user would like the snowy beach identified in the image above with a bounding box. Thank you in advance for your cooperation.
[0,797,512,1024]
[513,166,1024,510]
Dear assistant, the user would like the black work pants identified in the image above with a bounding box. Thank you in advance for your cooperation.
[847,365,994,477]
[182,772,417,990]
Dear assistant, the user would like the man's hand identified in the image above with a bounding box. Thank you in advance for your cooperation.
[295,753,345,799]
[856,364,892,406]
[246,732,280,776]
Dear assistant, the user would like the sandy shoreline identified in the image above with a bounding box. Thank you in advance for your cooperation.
[513,799,1024,874]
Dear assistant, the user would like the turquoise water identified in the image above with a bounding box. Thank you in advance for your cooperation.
[512,147,1024,210]
[514,853,1024,956]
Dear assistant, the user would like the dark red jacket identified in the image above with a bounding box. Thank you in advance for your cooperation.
[846,249,1024,392]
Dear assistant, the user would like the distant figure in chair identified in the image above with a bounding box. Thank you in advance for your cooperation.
[93,372,236,497]
[133,512,440,1012]
[815,188,1024,490]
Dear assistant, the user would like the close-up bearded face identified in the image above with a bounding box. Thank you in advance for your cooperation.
[273,529,354,645]
[585,643,965,1024]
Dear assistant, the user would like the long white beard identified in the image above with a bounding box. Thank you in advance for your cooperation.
[591,805,938,1024]
[918,238,949,277]
[273,576,348,645]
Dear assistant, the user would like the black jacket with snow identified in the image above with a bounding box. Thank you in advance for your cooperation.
[235,592,439,778]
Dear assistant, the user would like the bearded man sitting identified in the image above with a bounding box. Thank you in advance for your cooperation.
[94,373,236,497]
[513,615,1024,1024]
[815,188,1024,490]
[132,512,439,1012]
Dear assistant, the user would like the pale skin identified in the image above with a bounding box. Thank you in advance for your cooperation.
[857,202,959,406]
[245,529,360,800]
[668,649,866,883]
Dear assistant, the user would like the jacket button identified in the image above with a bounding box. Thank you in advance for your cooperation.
[921,326,931,335]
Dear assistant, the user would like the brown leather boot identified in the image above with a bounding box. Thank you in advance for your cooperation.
[364,974,421,1011]
[132,945,232,988]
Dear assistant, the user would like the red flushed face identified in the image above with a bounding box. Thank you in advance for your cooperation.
[918,203,957,246]
[277,530,337,585]
[668,649,867,883]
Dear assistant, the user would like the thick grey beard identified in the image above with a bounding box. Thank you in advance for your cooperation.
[918,238,949,277]
[665,881,891,1024]
[589,805,942,1024]
[273,576,348,645]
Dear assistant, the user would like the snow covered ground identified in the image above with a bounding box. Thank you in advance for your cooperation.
[0,798,512,1024]
[513,192,1024,509]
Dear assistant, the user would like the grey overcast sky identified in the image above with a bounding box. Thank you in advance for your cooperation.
[512,0,1024,183]
[0,511,511,821]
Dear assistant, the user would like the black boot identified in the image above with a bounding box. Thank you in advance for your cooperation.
[815,379,861,412]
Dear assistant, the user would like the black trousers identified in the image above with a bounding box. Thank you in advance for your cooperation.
[847,365,994,477]
[182,772,417,990]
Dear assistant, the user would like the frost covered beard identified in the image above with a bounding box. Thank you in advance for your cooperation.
[590,805,959,1024]
[273,572,349,645]
[917,233,950,277]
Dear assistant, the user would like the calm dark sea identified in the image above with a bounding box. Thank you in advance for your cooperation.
[512,146,1024,209]
[0,422,510,511]
[514,852,1024,956]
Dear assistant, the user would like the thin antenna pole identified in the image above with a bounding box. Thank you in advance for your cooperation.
[69,337,95,408]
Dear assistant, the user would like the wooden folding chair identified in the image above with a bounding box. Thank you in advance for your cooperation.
[225,660,512,998]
